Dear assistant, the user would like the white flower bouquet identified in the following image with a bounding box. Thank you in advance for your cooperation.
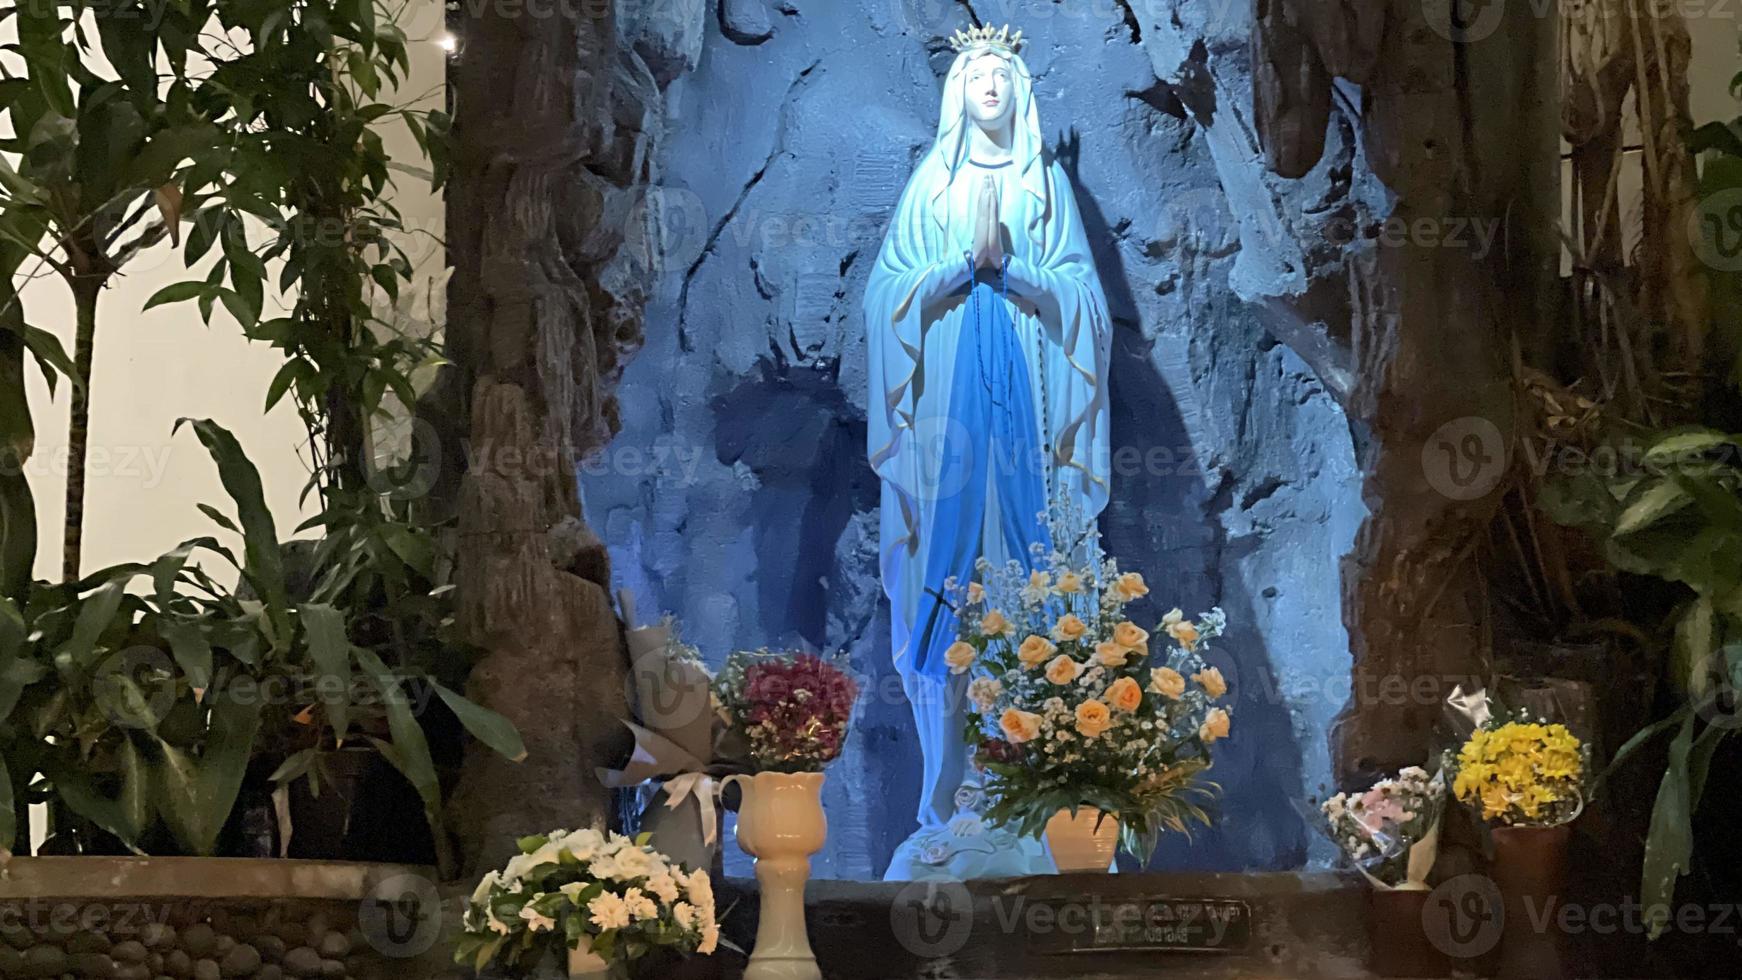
[1319,767,1446,889]
[953,517,1232,861]
[455,828,718,976]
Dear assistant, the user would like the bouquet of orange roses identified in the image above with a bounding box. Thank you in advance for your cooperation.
[952,519,1231,862]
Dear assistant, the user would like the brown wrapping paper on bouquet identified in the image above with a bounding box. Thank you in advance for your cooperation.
[596,593,746,872]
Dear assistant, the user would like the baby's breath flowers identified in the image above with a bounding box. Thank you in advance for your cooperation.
[952,510,1232,859]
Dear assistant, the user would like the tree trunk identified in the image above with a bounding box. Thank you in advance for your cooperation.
[443,0,664,874]
[62,270,103,582]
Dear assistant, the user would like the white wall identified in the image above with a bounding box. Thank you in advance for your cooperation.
[6,3,449,582]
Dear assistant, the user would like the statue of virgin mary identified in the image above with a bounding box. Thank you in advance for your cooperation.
[864,25,1113,880]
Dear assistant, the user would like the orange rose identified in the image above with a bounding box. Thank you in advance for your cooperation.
[1045,654,1085,686]
[979,610,1012,637]
[944,641,977,675]
[966,582,985,604]
[1051,614,1088,643]
[1170,622,1200,650]
[1149,667,1185,699]
[1113,621,1149,653]
[1193,666,1228,699]
[999,708,1042,743]
[1093,641,1130,667]
[1052,570,1085,595]
[1199,707,1231,743]
[1074,700,1113,737]
[1112,572,1149,601]
[1018,635,1057,668]
[1107,676,1143,713]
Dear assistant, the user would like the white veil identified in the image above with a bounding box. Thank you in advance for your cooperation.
[927,47,1054,253]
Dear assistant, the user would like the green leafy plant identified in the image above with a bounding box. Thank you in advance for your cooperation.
[1,0,227,581]
[2,0,509,870]
[0,419,521,871]
[1541,427,1742,938]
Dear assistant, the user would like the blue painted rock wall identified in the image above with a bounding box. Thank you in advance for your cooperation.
[589,0,1363,879]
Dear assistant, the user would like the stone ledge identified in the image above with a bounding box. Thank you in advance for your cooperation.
[717,871,1383,980]
[0,856,436,901]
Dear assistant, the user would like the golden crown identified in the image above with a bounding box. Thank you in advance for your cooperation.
[948,23,1024,56]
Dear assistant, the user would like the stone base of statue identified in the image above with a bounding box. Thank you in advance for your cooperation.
[884,825,1055,882]
[883,811,1055,882]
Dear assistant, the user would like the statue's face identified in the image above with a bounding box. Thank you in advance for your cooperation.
[963,53,1015,130]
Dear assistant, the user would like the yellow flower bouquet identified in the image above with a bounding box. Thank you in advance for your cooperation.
[950,527,1230,861]
[1448,716,1588,827]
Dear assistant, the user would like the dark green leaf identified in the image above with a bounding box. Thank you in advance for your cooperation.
[0,753,14,852]
[151,689,263,855]
[1641,715,1697,940]
[21,325,81,394]
[174,419,287,643]
[58,578,128,669]
[160,618,213,691]
[356,648,451,874]
[432,681,526,762]
[143,280,211,311]
[299,603,352,740]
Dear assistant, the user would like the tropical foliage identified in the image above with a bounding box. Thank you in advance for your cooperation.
[1542,426,1741,936]
[0,0,496,869]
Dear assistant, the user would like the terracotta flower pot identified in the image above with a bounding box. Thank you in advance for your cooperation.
[1044,807,1119,873]
[1491,823,1571,980]
[568,938,610,979]
[726,771,827,980]
[1366,887,1455,978]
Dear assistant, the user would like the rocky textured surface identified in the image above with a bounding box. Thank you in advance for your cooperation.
[1139,0,1559,782]
[586,3,1364,878]
[0,899,380,980]
[442,0,703,873]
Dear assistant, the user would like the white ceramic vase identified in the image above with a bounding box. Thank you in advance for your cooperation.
[727,770,827,980]
[1045,806,1121,873]
[567,939,610,979]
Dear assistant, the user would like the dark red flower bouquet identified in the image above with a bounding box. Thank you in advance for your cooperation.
[713,650,859,772]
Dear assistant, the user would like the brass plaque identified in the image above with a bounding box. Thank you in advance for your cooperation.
[1024,896,1253,954]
